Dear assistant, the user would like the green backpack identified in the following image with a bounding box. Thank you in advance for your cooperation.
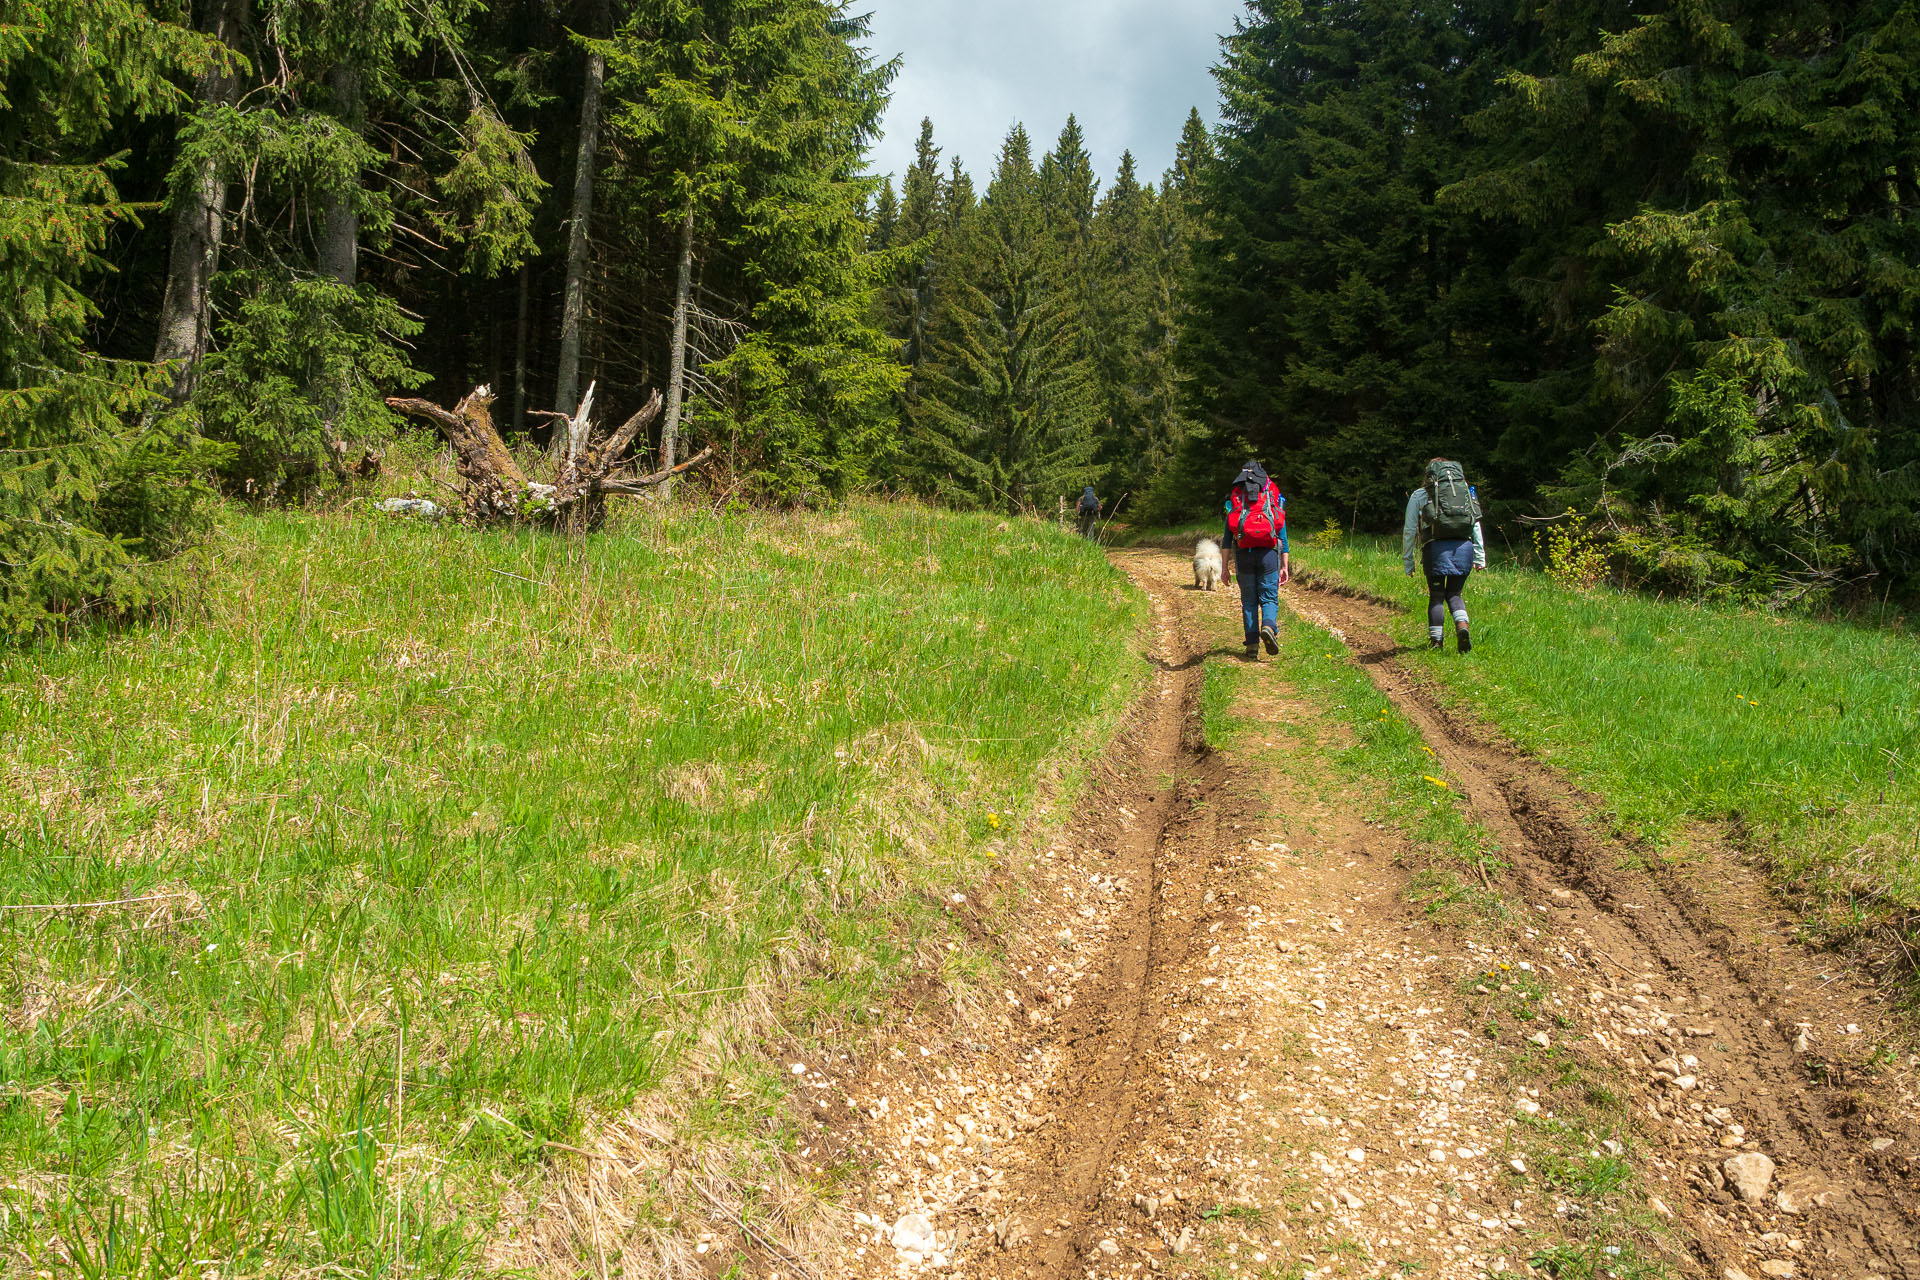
[1421,460,1481,542]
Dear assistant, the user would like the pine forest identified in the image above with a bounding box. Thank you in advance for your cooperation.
[6,0,1919,632]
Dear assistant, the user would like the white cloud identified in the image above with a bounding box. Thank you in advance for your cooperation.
[857,0,1246,189]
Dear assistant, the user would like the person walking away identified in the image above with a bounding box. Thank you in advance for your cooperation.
[1223,462,1289,659]
[1402,457,1486,652]
[1076,486,1101,539]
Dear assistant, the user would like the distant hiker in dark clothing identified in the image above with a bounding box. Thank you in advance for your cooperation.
[1076,486,1101,539]
[1403,457,1487,653]
[1223,462,1289,659]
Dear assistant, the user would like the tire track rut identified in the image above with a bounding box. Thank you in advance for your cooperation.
[1289,577,1920,1280]
[980,551,1223,1277]
[822,551,1920,1280]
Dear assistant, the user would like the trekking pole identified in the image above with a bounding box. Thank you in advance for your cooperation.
[1095,492,1130,546]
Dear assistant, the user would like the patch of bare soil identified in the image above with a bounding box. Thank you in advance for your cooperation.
[800,551,1920,1280]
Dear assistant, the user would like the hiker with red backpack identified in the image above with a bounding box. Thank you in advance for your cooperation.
[1402,457,1487,653]
[1222,461,1289,660]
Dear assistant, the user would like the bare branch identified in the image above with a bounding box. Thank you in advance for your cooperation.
[597,446,715,494]
[587,389,664,474]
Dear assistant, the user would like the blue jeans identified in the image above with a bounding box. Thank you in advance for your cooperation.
[1236,547,1280,645]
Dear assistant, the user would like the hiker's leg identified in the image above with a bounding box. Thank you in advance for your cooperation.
[1237,555,1259,646]
[1260,564,1281,634]
[1425,571,1448,646]
[1447,570,1471,630]
[1447,569,1472,650]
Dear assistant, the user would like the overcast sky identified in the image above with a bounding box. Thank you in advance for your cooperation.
[858,0,1248,190]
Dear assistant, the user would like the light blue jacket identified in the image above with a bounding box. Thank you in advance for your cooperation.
[1402,488,1487,575]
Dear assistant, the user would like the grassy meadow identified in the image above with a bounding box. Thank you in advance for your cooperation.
[0,499,1145,1276]
[1299,537,1920,957]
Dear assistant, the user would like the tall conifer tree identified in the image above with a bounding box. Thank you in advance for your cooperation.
[1182,0,1528,528]
[913,126,1099,511]
[603,0,903,501]
[1452,0,1920,593]
[0,0,227,631]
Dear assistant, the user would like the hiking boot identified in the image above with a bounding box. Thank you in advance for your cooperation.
[1244,640,1260,661]
[1457,628,1472,654]
[1429,635,1444,651]
[1260,623,1279,655]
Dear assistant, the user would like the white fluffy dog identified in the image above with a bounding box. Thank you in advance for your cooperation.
[1193,538,1223,591]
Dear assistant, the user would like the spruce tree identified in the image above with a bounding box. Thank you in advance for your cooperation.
[1456,0,1920,595]
[1181,0,1531,529]
[914,126,1099,512]
[869,178,900,251]
[602,0,903,501]
[873,119,948,489]
[1134,111,1215,523]
[1416,0,1920,596]
[0,0,227,632]
[889,119,946,374]
[1087,152,1158,492]
[171,0,543,493]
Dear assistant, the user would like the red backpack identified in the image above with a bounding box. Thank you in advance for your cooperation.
[1227,480,1285,549]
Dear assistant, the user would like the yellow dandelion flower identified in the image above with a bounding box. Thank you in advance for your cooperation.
[1422,775,1450,789]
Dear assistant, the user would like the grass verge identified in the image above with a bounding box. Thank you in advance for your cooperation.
[0,498,1146,1276]
[1299,538,1920,965]
[1266,608,1505,921]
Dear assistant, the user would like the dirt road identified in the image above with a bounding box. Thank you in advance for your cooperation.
[817,547,1920,1280]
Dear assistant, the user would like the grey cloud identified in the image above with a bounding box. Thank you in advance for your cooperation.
[859,0,1246,189]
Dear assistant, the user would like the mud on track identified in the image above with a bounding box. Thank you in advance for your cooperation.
[1290,578,1920,1280]
[822,549,1258,1280]
[819,550,1920,1280]
[973,551,1228,1277]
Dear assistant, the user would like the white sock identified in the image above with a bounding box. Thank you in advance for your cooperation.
[1453,610,1470,628]
[1430,625,1445,642]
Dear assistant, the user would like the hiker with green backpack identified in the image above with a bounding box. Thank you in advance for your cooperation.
[1402,458,1487,653]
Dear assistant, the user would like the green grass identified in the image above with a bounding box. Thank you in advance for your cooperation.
[1196,596,1507,916]
[0,499,1145,1276]
[1301,537,1920,948]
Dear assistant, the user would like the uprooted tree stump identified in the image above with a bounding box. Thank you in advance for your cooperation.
[384,382,713,528]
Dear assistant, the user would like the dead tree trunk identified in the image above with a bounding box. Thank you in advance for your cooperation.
[660,204,696,499]
[552,0,610,422]
[386,384,712,528]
